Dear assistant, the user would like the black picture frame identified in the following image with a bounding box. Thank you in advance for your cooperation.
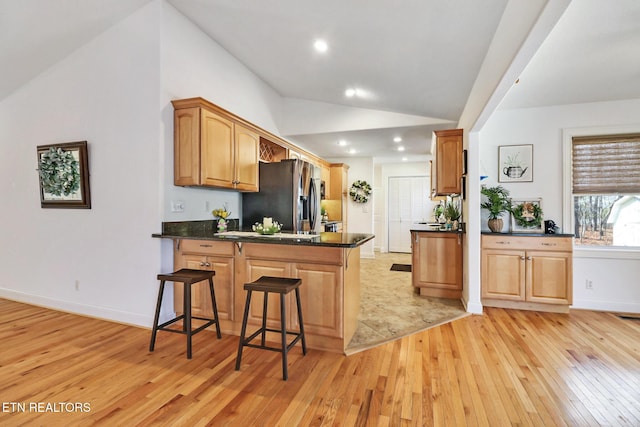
[37,141,91,209]
[462,149,467,176]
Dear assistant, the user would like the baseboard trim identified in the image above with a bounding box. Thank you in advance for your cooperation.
[0,288,152,328]
[571,299,640,314]
[463,298,484,314]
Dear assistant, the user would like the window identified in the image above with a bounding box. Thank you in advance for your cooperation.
[571,134,640,248]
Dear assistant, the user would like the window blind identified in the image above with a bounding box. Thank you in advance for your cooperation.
[572,134,640,194]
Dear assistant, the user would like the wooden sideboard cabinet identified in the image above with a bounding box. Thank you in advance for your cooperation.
[411,231,463,298]
[432,129,462,196]
[481,234,573,313]
[172,99,259,191]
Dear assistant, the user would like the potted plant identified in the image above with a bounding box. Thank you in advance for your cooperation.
[444,201,461,229]
[480,185,510,232]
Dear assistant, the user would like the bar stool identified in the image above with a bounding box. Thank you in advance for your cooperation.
[235,276,307,380]
[149,268,221,359]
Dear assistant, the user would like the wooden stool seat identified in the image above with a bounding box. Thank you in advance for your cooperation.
[235,276,307,380]
[149,268,221,359]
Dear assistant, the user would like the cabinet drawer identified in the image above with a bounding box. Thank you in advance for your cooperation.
[482,235,572,252]
[179,239,235,256]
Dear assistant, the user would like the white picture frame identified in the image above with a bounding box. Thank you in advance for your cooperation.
[510,198,543,233]
[499,144,533,182]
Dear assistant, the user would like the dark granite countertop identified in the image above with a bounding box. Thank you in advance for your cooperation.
[481,231,574,237]
[410,223,466,234]
[153,220,374,248]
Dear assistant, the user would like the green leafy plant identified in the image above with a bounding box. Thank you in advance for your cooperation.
[511,201,543,228]
[444,201,461,221]
[480,185,511,219]
[38,147,80,196]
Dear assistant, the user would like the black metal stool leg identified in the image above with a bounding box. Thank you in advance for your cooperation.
[261,291,269,346]
[185,281,192,359]
[208,278,221,339]
[280,293,288,380]
[295,287,307,355]
[236,289,252,370]
[149,280,166,352]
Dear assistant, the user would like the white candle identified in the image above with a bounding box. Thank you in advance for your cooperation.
[263,217,273,228]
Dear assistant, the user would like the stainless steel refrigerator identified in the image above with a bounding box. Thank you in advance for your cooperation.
[242,159,321,233]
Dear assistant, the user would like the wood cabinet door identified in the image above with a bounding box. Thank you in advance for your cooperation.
[291,263,343,338]
[321,165,331,197]
[234,124,259,192]
[174,254,210,316]
[243,259,292,329]
[174,107,201,186]
[200,109,234,188]
[207,256,235,320]
[174,254,234,320]
[481,249,526,300]
[526,251,572,305]
[434,129,462,195]
[413,233,462,290]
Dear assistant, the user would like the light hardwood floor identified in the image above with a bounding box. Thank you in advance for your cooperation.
[1,298,639,426]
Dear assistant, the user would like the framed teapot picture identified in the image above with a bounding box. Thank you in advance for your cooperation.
[498,144,533,182]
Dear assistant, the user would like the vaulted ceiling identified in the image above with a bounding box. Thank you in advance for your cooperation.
[2,0,639,161]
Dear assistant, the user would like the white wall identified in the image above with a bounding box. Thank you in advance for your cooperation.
[328,157,375,258]
[0,2,163,325]
[480,99,640,313]
[0,0,297,327]
[160,1,284,224]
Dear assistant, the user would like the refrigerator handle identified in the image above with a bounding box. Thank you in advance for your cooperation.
[309,179,317,231]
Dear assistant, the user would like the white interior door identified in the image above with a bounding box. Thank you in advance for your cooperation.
[388,176,432,252]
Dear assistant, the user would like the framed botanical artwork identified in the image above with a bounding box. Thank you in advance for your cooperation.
[498,144,533,182]
[510,199,543,233]
[37,141,91,209]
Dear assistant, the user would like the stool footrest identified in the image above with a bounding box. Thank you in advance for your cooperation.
[241,327,304,353]
[156,315,218,336]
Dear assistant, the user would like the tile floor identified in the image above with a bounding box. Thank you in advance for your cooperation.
[346,251,469,354]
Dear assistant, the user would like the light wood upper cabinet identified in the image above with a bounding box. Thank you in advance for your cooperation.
[172,100,258,191]
[432,129,463,196]
[200,109,234,187]
[411,231,462,298]
[325,163,349,230]
[233,124,259,191]
[481,235,573,312]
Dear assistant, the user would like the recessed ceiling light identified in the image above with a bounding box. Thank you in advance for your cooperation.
[337,140,347,146]
[313,39,328,53]
[345,87,369,98]
[393,137,402,143]
[398,146,405,151]
[348,148,356,154]
[402,157,408,161]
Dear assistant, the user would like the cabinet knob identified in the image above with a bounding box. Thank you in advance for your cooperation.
[520,256,525,260]
[526,256,532,261]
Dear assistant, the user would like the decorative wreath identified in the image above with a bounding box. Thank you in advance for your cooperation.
[349,180,372,203]
[38,147,80,196]
[511,201,543,228]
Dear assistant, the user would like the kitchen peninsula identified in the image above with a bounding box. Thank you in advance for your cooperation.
[153,220,374,354]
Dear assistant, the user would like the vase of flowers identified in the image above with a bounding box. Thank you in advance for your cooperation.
[212,207,231,233]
